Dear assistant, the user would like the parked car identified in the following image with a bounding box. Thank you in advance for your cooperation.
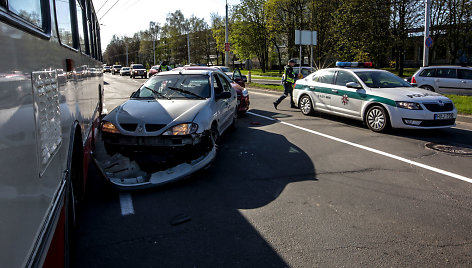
[183,66,250,115]
[112,64,122,75]
[120,67,130,76]
[293,62,457,132]
[213,66,247,88]
[130,64,146,79]
[411,66,472,95]
[103,66,111,73]
[148,65,160,78]
[293,67,316,79]
[99,69,238,188]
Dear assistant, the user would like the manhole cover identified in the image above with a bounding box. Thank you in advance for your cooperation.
[425,142,472,156]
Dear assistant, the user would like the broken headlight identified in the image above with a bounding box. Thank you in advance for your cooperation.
[162,123,198,136]
[101,121,121,134]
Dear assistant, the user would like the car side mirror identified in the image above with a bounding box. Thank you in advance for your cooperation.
[130,91,136,98]
[346,82,362,89]
[216,91,231,100]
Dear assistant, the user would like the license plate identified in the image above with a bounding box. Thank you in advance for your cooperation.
[434,113,454,120]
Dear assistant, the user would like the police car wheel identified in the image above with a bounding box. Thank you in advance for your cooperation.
[299,95,314,115]
[366,106,389,132]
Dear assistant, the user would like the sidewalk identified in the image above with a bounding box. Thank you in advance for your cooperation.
[247,87,472,124]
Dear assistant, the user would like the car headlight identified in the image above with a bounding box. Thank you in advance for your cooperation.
[101,121,121,134]
[396,101,423,110]
[162,123,198,136]
[242,88,248,97]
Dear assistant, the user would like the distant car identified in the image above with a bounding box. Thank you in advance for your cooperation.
[293,67,316,79]
[103,66,111,73]
[411,66,472,95]
[120,67,130,76]
[293,62,457,132]
[100,69,238,188]
[213,66,247,88]
[182,66,250,115]
[112,65,122,75]
[148,65,160,78]
[130,64,146,79]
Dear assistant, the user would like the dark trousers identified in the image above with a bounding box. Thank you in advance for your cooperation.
[275,83,295,106]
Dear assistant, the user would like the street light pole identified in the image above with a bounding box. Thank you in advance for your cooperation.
[423,0,432,67]
[225,0,229,67]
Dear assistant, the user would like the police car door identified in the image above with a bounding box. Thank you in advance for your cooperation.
[329,70,365,118]
[311,70,336,111]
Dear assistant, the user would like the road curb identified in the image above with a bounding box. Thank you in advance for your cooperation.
[457,115,472,124]
[248,87,472,124]
[247,86,282,95]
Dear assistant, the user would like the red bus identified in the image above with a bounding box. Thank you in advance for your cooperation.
[0,0,103,266]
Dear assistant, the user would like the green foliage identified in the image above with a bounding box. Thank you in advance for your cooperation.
[445,95,472,115]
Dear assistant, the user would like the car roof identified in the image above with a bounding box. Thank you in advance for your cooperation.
[156,68,213,76]
[421,65,471,69]
[321,68,387,72]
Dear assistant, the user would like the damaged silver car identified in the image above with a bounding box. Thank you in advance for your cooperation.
[95,69,238,189]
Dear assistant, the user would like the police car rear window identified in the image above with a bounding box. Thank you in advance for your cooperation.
[313,70,335,85]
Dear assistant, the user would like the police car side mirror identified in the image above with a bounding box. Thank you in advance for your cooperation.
[346,82,362,89]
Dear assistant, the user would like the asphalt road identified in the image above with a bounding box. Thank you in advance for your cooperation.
[73,73,472,267]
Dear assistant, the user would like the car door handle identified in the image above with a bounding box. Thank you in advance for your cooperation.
[461,80,467,83]
[331,89,338,93]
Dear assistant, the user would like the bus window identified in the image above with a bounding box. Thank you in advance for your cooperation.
[8,0,43,29]
[55,0,74,47]
[76,1,86,53]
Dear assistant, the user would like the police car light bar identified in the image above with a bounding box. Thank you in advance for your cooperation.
[336,62,373,68]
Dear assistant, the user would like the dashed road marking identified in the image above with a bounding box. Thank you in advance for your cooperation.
[119,193,135,216]
[247,111,472,185]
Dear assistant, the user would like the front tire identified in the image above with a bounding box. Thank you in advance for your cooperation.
[299,95,314,115]
[365,105,390,133]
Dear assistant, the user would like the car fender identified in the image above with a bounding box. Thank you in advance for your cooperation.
[361,101,394,125]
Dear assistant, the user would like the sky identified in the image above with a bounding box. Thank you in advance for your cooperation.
[93,0,240,51]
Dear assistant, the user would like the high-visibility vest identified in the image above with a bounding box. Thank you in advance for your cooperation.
[161,65,168,71]
[283,66,295,84]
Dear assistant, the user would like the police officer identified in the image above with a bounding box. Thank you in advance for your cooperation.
[274,59,297,109]
[158,62,170,72]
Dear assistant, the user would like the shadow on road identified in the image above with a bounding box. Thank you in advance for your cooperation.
[73,116,317,267]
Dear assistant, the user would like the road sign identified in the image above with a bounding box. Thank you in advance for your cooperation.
[425,36,433,48]
[295,30,317,45]
[224,43,230,52]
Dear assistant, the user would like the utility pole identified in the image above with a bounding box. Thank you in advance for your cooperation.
[423,0,432,67]
[187,33,191,64]
[125,42,128,66]
[150,22,156,66]
[225,0,229,67]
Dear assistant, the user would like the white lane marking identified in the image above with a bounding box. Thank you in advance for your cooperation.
[119,193,135,216]
[247,111,472,184]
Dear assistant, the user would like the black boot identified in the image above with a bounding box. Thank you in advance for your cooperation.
[273,102,278,110]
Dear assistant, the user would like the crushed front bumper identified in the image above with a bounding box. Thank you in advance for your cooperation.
[93,132,216,189]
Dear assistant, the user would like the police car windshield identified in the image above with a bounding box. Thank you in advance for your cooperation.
[354,71,411,88]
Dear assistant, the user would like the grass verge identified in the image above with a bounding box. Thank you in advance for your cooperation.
[247,82,284,91]
[445,94,472,115]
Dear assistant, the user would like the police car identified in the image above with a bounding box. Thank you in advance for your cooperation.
[293,62,457,132]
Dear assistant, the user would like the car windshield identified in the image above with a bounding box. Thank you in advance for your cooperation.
[354,71,412,88]
[133,65,144,69]
[135,74,211,99]
[114,65,121,68]
[122,67,129,70]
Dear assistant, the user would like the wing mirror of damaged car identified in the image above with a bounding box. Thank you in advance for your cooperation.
[346,82,362,89]
[130,91,136,98]
[216,91,232,100]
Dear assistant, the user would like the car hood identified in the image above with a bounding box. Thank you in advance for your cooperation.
[372,87,451,102]
[107,98,210,132]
